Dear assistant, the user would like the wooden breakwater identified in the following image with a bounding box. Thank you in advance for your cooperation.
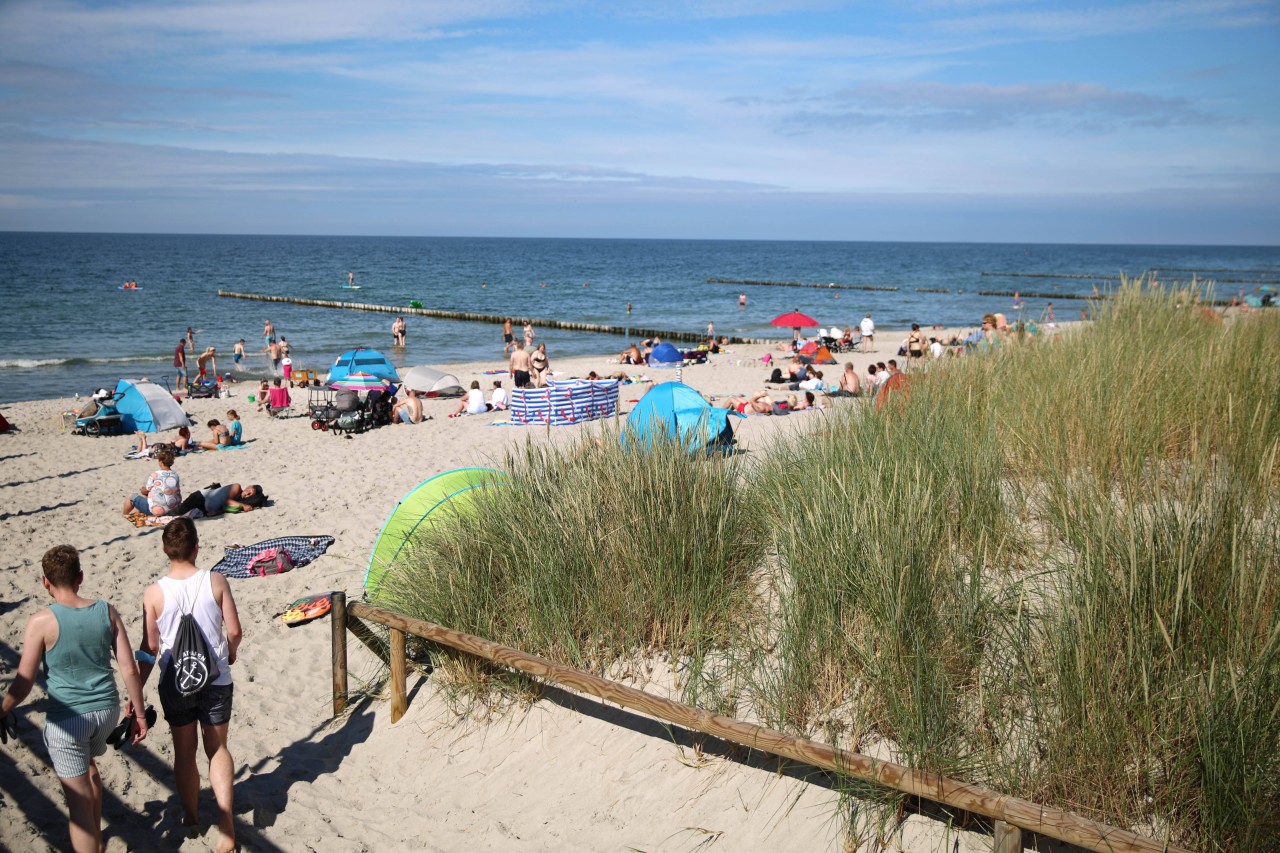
[707,277,898,292]
[216,290,772,345]
[983,271,1271,285]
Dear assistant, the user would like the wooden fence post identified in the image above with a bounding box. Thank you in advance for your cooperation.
[331,591,348,717]
[994,820,1022,853]
[389,627,407,723]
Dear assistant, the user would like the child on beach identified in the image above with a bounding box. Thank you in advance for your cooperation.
[255,380,269,413]
[1,545,150,853]
[224,410,242,445]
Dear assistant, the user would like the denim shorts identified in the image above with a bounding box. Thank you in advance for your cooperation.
[44,706,120,779]
[130,494,151,514]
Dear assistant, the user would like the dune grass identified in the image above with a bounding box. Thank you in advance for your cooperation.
[749,280,1279,850]
[375,281,1277,850]
[374,427,765,707]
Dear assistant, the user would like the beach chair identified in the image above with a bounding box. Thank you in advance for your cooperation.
[267,386,293,418]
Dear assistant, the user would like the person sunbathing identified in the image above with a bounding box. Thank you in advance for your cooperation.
[449,380,491,417]
[719,390,774,415]
[121,447,180,518]
[392,389,424,424]
[170,483,267,517]
[198,419,232,450]
[838,363,861,395]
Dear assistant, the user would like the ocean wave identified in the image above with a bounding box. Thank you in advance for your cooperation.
[0,355,159,369]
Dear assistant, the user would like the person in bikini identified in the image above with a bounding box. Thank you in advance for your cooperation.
[719,390,774,415]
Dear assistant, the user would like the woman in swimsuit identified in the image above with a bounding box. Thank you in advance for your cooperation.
[530,343,550,387]
[199,419,231,451]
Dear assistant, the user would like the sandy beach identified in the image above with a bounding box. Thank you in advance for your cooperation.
[1,333,1009,852]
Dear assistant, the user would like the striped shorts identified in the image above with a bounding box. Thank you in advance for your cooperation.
[43,706,120,779]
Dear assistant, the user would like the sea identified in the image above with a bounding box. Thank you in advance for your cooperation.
[1,232,1277,405]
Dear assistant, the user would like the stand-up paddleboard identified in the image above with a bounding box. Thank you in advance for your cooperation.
[340,285,361,290]
[119,286,143,291]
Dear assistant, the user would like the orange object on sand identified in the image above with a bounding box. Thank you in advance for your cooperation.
[280,593,332,627]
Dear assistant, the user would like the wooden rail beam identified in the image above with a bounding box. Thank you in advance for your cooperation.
[341,602,1189,853]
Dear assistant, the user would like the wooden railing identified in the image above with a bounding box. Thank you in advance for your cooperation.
[328,593,1190,853]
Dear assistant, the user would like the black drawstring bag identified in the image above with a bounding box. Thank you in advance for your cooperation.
[161,598,220,701]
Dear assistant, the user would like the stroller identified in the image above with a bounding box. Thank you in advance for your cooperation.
[72,391,125,436]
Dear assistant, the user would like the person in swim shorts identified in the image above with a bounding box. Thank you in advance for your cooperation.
[1,545,149,853]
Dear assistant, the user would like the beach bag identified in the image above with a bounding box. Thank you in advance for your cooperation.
[247,547,295,576]
[164,605,220,698]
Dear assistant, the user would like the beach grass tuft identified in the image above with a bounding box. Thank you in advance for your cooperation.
[375,426,765,706]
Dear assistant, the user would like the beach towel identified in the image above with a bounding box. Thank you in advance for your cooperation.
[212,536,335,579]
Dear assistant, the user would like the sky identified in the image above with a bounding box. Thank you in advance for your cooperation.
[0,0,1277,244]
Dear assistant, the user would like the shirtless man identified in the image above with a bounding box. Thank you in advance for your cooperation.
[839,362,861,395]
[502,318,515,354]
[262,319,275,346]
[509,341,533,389]
[196,347,217,381]
[267,339,281,375]
[392,317,406,347]
[393,389,423,424]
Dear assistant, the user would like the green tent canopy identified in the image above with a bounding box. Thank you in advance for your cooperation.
[365,467,508,595]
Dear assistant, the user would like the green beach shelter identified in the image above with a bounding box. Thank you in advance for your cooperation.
[365,467,507,596]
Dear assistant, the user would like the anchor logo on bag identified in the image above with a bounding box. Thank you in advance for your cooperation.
[174,648,213,693]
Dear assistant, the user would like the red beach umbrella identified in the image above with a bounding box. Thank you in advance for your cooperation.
[770,311,819,329]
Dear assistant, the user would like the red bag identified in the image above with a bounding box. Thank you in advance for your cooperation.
[246,547,294,576]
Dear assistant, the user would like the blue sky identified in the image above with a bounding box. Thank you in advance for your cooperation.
[0,1,1276,243]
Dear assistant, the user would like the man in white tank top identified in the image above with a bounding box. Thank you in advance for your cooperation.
[138,518,242,853]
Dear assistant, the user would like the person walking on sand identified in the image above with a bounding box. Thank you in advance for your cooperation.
[860,313,875,353]
[510,340,532,389]
[502,318,515,354]
[138,518,242,853]
[1,545,150,853]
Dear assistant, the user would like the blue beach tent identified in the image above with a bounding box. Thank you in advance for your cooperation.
[647,342,684,368]
[623,381,741,454]
[326,347,399,384]
[114,379,190,433]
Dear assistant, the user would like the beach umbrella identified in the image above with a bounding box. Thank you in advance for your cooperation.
[329,372,386,392]
[326,347,399,384]
[401,365,464,397]
[770,311,819,329]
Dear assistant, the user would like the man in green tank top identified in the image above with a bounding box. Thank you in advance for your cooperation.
[1,545,149,853]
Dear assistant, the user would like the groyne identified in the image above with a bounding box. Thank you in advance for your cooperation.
[707,277,898,292]
[216,290,771,345]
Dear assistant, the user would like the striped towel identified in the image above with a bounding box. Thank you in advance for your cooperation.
[212,536,336,579]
